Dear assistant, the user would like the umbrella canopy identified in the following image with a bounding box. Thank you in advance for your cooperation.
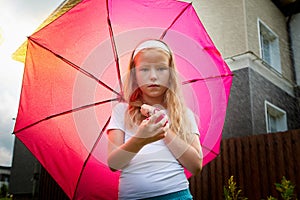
[13,0,233,199]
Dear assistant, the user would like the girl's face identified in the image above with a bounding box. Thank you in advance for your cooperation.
[134,48,170,104]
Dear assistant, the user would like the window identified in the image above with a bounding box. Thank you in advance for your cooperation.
[258,20,281,73]
[265,101,287,133]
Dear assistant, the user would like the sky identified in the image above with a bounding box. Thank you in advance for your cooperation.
[0,0,64,167]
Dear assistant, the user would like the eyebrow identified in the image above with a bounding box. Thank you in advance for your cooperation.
[137,62,169,66]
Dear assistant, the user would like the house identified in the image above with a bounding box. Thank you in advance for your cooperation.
[191,0,300,138]
[0,166,10,190]
[10,0,300,199]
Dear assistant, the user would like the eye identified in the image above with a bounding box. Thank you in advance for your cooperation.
[157,66,169,71]
[138,67,149,72]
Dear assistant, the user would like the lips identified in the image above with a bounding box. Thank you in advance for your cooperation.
[147,84,160,88]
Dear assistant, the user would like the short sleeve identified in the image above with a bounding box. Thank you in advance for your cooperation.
[186,109,200,136]
[106,102,127,133]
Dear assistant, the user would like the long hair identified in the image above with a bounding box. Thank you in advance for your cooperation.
[123,40,193,142]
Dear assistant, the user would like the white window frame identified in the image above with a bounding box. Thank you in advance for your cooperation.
[258,19,281,73]
[264,101,287,133]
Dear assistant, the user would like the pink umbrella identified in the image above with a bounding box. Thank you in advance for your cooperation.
[13,0,233,199]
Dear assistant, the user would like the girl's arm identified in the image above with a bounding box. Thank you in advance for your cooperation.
[107,110,168,171]
[107,129,145,171]
[140,104,202,175]
[164,130,203,176]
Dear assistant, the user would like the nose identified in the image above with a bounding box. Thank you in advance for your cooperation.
[149,68,158,81]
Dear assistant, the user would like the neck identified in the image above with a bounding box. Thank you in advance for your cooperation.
[142,95,164,106]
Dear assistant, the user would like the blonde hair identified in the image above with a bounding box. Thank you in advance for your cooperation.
[123,40,193,142]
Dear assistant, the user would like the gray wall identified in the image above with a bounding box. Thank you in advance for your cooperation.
[192,0,294,84]
[223,67,300,138]
[250,68,300,134]
[223,68,253,138]
[290,13,300,86]
[9,138,39,196]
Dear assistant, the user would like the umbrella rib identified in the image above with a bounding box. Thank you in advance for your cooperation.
[13,98,118,134]
[28,37,121,97]
[202,145,219,156]
[72,117,111,200]
[182,73,234,85]
[106,0,123,96]
[160,2,192,39]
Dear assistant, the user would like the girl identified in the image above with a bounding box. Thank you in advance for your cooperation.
[107,39,203,200]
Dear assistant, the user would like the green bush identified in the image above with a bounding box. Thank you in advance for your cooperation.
[0,184,8,198]
[223,176,248,200]
[270,176,298,200]
[224,176,298,200]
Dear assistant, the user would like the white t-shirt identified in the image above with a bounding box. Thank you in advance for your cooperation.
[106,103,199,199]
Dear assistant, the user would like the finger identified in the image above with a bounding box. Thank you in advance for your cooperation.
[140,117,150,126]
[141,104,156,117]
[163,121,169,130]
[153,107,160,114]
[150,110,166,123]
[155,112,168,126]
[147,111,160,123]
[140,105,150,117]
[157,115,168,127]
[153,124,167,136]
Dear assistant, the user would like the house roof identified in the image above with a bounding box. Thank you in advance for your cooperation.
[271,0,300,16]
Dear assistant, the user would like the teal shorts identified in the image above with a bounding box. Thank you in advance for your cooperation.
[139,189,193,200]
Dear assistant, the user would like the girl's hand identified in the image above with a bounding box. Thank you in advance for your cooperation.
[135,110,169,145]
[140,104,159,117]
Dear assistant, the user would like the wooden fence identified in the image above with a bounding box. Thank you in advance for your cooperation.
[189,129,300,199]
[38,129,300,199]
